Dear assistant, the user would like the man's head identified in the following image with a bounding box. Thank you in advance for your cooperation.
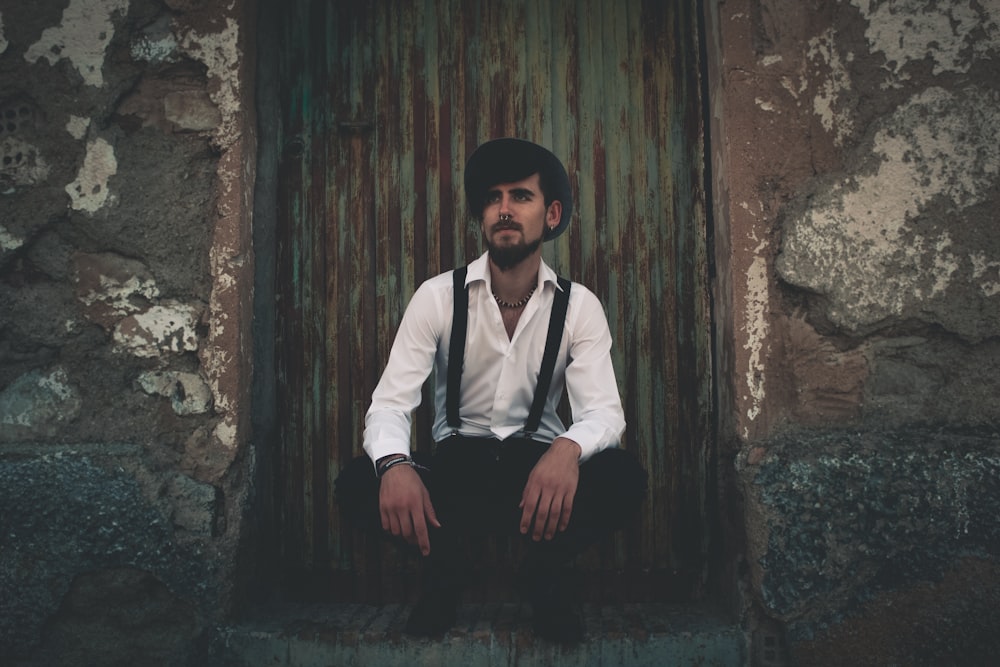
[463,138,573,241]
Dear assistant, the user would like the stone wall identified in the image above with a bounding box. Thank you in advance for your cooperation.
[713,0,1000,439]
[711,0,1000,663]
[3,0,999,664]
[738,429,1000,665]
[0,0,254,662]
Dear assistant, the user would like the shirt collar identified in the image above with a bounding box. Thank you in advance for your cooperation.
[465,251,564,292]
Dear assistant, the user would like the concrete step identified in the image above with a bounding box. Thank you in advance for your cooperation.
[209,602,746,666]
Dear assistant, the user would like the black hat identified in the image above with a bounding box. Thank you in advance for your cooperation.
[463,138,572,241]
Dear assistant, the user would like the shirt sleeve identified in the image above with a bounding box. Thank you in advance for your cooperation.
[362,280,446,466]
[558,287,627,461]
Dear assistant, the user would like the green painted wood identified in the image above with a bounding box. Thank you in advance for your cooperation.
[274,0,712,603]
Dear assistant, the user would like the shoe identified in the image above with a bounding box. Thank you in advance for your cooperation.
[519,565,585,643]
[404,585,460,637]
[530,586,585,643]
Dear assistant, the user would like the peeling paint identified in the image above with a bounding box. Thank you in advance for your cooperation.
[807,29,854,146]
[66,115,91,140]
[113,301,201,357]
[213,416,236,450]
[971,253,1000,298]
[66,137,117,213]
[755,97,776,112]
[78,274,159,315]
[0,367,82,430]
[138,370,213,415]
[777,86,1000,337]
[744,240,771,429]
[177,18,241,147]
[73,252,160,330]
[851,0,1000,79]
[24,0,130,87]
[0,225,24,252]
[779,75,807,100]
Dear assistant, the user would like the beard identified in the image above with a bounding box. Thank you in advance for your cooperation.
[486,235,542,271]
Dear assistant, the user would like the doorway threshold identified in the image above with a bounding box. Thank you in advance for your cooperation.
[209,601,745,666]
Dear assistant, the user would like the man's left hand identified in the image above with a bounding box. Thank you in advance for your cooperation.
[519,437,582,541]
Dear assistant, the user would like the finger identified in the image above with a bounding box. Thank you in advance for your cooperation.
[387,512,402,539]
[520,489,539,534]
[423,495,442,529]
[398,510,416,544]
[547,494,573,538]
[545,497,564,540]
[380,508,391,533]
[557,495,574,532]
[411,511,431,556]
[532,494,553,541]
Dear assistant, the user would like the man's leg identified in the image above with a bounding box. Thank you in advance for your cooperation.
[497,441,648,642]
[336,440,511,636]
[335,452,465,636]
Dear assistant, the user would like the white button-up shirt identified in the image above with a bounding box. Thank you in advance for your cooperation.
[363,252,626,464]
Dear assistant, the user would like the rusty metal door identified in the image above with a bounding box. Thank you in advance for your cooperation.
[274,0,712,603]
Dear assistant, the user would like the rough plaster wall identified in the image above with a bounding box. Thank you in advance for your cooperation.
[715,0,1000,661]
[777,85,1000,340]
[718,0,1000,438]
[0,0,255,659]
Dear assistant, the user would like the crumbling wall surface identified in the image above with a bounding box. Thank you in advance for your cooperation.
[717,0,1000,437]
[738,429,1000,666]
[0,447,214,665]
[0,0,254,662]
[714,0,1000,662]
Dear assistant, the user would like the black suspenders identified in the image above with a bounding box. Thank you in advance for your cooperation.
[446,266,572,437]
[446,267,470,430]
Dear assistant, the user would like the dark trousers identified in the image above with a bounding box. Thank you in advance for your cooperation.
[335,435,647,582]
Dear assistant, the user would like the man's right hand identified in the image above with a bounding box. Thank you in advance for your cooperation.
[378,464,440,556]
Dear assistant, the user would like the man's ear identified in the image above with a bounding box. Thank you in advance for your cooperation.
[546,200,562,228]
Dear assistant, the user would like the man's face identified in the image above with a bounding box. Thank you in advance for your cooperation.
[481,173,561,271]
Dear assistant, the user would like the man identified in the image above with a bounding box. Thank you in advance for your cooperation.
[336,138,646,643]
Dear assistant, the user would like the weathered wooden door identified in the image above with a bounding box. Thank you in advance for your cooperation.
[274,0,712,603]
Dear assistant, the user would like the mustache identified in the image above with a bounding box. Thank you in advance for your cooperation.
[491,219,522,231]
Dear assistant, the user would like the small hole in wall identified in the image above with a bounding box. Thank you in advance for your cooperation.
[0,99,38,142]
[754,630,789,667]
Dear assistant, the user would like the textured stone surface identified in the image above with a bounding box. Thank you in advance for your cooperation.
[20,567,204,667]
[0,367,82,439]
[776,85,1000,341]
[738,428,1000,651]
[0,447,217,659]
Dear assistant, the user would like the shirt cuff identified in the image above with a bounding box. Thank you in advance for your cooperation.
[365,439,412,471]
[558,422,620,461]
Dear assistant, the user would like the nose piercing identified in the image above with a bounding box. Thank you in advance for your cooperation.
[499,213,512,222]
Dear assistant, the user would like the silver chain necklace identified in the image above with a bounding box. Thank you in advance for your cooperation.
[493,285,536,309]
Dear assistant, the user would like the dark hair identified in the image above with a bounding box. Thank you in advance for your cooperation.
[463,138,573,240]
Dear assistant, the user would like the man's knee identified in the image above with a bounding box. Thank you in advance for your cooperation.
[579,448,648,515]
[335,454,380,529]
